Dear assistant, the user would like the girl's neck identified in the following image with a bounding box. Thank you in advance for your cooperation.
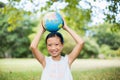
[52,55,61,61]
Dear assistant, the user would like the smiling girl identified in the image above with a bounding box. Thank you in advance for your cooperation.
[30,19,84,80]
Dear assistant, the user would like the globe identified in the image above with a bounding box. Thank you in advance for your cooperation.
[43,12,64,32]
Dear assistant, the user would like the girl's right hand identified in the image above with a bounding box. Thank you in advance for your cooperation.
[41,20,46,32]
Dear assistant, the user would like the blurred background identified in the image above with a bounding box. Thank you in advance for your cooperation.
[0,0,120,80]
[0,0,120,59]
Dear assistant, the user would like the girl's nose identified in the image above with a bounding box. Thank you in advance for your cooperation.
[51,45,56,50]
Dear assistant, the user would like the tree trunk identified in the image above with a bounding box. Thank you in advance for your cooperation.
[4,49,12,58]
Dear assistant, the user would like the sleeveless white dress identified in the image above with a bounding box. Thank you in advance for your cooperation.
[41,55,73,80]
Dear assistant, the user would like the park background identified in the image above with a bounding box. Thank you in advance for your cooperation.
[0,0,120,80]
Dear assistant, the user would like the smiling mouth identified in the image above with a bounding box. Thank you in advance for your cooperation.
[52,51,57,54]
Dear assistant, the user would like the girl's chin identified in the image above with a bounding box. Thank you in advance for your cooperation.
[50,53,59,57]
[51,54,58,57]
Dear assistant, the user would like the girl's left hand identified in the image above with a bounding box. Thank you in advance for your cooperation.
[62,17,68,30]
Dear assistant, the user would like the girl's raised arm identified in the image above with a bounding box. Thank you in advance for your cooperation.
[63,22,84,66]
[30,24,46,68]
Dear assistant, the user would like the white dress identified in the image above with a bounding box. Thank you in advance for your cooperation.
[41,55,73,80]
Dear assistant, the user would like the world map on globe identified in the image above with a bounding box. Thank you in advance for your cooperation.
[43,12,64,32]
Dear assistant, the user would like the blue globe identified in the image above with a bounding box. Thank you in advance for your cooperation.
[43,12,64,32]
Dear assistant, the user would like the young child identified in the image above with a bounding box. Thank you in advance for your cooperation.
[30,20,84,80]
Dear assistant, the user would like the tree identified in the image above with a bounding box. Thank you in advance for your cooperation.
[90,23,120,58]
[0,0,119,31]
[104,0,120,31]
[0,13,37,58]
[92,23,120,50]
[78,37,99,58]
[0,1,31,32]
[79,0,120,31]
[0,0,119,58]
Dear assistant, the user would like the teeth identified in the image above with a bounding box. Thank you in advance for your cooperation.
[52,51,57,53]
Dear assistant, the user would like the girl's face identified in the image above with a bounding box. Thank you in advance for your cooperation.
[47,36,63,57]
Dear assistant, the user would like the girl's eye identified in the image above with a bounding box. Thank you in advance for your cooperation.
[47,44,51,46]
[55,44,59,45]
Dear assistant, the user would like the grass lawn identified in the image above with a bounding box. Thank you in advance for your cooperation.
[0,58,120,80]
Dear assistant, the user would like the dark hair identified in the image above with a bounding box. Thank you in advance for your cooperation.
[45,32,64,44]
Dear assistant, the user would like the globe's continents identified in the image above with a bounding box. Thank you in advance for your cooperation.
[43,12,64,32]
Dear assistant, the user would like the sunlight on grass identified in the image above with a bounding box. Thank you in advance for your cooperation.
[0,58,120,80]
[0,59,42,80]
[72,68,120,80]
[0,59,43,72]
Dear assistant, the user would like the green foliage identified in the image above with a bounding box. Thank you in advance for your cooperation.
[93,23,120,50]
[79,38,99,58]
[105,0,120,23]
[61,30,76,55]
[99,45,120,58]
[91,23,120,58]
[63,9,91,35]
[0,13,37,58]
[0,2,5,8]
[1,0,119,32]
[0,1,31,31]
[62,1,91,35]
[38,33,48,56]
[104,0,120,31]
[0,0,119,58]
[40,0,92,35]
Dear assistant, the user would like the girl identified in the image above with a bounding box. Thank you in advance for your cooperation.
[30,20,84,80]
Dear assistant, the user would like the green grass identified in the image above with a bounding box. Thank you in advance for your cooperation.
[0,59,120,80]
[72,68,120,80]
[0,71,41,80]
[0,59,42,80]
